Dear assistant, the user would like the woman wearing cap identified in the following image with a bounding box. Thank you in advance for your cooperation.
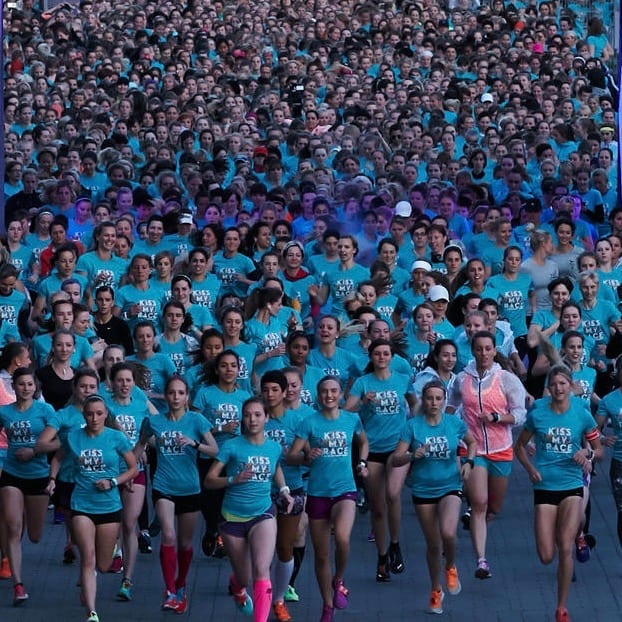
[427,285,455,339]
[515,365,601,622]
[344,339,416,583]
[447,330,527,580]
[396,259,432,322]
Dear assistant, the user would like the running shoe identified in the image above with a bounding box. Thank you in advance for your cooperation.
[13,583,29,606]
[584,533,596,550]
[232,587,253,616]
[445,565,462,595]
[320,604,334,622]
[162,590,178,611]
[175,587,188,614]
[138,530,152,554]
[54,510,65,525]
[388,542,405,574]
[149,517,161,537]
[555,606,571,622]
[117,578,133,601]
[356,487,368,514]
[63,545,77,565]
[273,600,292,622]
[575,535,590,563]
[86,611,99,622]
[213,535,226,558]
[284,585,299,602]
[461,508,471,531]
[367,529,375,543]
[475,558,491,579]
[0,557,11,579]
[332,578,349,610]
[376,559,390,582]
[108,549,123,573]
[428,589,444,615]
[201,532,216,557]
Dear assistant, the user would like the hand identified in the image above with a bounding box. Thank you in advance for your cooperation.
[222,420,239,433]
[15,447,36,462]
[308,447,323,461]
[413,444,428,459]
[601,435,617,448]
[281,492,295,514]
[460,463,472,482]
[529,469,542,483]
[235,463,254,483]
[129,304,140,317]
[175,435,196,448]
[364,391,376,404]
[46,479,56,496]
[94,478,113,491]
[572,448,592,470]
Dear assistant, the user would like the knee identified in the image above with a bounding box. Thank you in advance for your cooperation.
[276,545,293,562]
[95,560,110,573]
[28,534,41,544]
[470,500,488,514]
[537,550,554,565]
[370,506,385,522]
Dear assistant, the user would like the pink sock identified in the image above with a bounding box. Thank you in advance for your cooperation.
[253,579,272,622]
[176,547,193,590]
[159,545,177,593]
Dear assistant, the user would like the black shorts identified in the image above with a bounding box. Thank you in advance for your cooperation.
[152,489,201,515]
[533,487,584,506]
[52,479,75,509]
[219,504,276,538]
[0,470,49,496]
[72,509,122,525]
[412,490,463,505]
[368,451,393,465]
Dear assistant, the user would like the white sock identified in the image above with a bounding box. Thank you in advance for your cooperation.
[273,559,294,603]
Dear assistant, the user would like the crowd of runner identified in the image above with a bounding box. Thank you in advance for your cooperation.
[0,0,620,620]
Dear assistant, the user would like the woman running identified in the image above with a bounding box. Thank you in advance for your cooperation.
[344,339,416,582]
[447,330,527,579]
[65,394,138,622]
[515,365,601,622]
[0,367,54,606]
[138,376,218,613]
[288,376,369,622]
[392,380,476,614]
[205,396,294,622]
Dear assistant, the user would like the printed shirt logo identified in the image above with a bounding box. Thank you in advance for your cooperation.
[159,430,185,455]
[115,414,137,442]
[500,290,523,310]
[424,435,450,459]
[193,289,212,308]
[266,428,288,451]
[79,448,105,472]
[245,455,272,481]
[544,426,572,454]
[213,403,239,426]
[318,430,349,457]
[9,419,34,443]
[373,390,400,415]
[96,269,115,287]
[219,267,236,284]
[334,278,355,299]
[0,304,17,325]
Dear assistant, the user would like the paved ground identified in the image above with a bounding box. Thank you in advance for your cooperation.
[3,454,622,622]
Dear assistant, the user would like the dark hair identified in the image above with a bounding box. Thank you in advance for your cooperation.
[204,348,240,385]
[470,330,496,352]
[260,369,288,391]
[421,378,447,398]
[0,341,28,371]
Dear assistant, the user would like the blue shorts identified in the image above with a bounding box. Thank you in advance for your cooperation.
[474,456,512,478]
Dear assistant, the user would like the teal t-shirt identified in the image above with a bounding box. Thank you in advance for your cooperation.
[265,410,305,491]
[143,410,210,496]
[400,412,467,498]
[47,404,85,482]
[76,251,128,290]
[350,372,413,453]
[67,426,133,513]
[524,396,597,490]
[295,409,363,497]
[486,272,533,337]
[193,384,250,446]
[218,435,282,519]
[0,401,54,479]
[597,389,622,461]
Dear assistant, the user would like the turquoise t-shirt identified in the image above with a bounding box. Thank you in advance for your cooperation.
[246,315,288,378]
[226,342,257,394]
[191,274,221,310]
[0,401,54,479]
[104,394,150,472]
[325,263,369,319]
[67,426,133,513]
[76,251,128,290]
[525,397,597,490]
[0,288,28,329]
[32,332,94,368]
[218,435,282,519]
[156,333,198,376]
[213,252,256,297]
[307,347,358,382]
[572,366,596,405]
[265,409,305,491]
[486,272,533,337]
[126,353,176,413]
[46,404,85,482]
[596,389,622,460]
[295,409,363,497]
[143,410,210,496]
[115,284,165,334]
[580,300,619,344]
[400,412,467,498]
[193,384,250,446]
[350,372,413,453]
